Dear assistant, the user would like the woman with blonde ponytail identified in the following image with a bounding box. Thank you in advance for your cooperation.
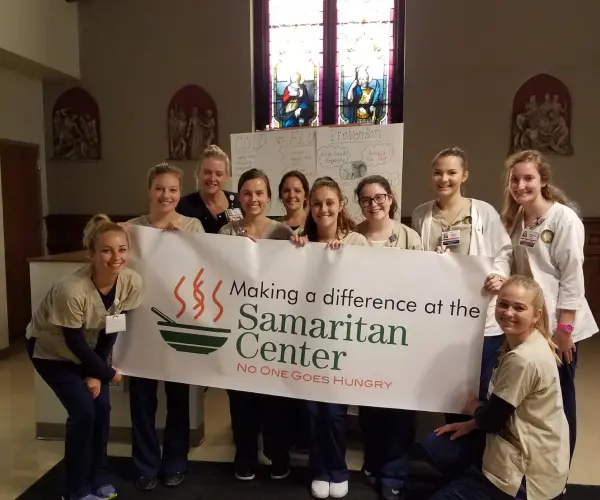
[425,276,570,500]
[501,149,597,461]
[25,214,143,500]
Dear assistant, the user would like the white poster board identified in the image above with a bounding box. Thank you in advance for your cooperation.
[315,123,404,221]
[230,124,404,221]
[231,129,317,216]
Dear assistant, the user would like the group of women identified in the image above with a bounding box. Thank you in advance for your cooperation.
[24,144,596,500]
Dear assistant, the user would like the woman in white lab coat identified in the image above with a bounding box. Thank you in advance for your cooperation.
[412,147,513,406]
[501,149,598,460]
[415,147,514,480]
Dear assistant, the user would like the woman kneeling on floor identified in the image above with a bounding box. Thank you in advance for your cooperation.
[423,275,570,500]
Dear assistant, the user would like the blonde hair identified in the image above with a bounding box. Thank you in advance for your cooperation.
[498,275,561,364]
[147,161,184,189]
[501,150,569,231]
[196,145,231,177]
[82,214,126,252]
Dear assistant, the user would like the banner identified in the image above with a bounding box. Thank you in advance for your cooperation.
[113,227,493,414]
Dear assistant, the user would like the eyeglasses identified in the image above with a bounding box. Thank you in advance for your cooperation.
[358,193,389,208]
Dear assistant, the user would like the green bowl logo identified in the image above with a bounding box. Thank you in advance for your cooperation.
[152,270,230,355]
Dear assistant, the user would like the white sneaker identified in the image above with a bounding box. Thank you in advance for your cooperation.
[329,480,349,498]
[311,480,330,498]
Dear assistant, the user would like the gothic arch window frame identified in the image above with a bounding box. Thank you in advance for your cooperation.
[253,0,405,130]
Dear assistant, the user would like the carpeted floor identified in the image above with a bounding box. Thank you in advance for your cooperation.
[16,457,600,500]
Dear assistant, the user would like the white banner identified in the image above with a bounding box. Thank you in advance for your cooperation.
[113,227,493,414]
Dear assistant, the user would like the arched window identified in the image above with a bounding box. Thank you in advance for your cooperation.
[254,0,405,129]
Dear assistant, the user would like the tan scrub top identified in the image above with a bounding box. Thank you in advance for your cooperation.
[219,219,294,241]
[26,265,143,363]
[274,216,304,236]
[358,220,423,250]
[429,198,472,254]
[128,214,205,233]
[483,330,570,499]
[340,231,368,246]
[511,213,534,278]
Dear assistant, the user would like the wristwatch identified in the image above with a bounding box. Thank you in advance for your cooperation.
[557,323,574,334]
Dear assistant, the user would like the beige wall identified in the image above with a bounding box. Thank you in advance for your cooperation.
[403,0,600,215]
[45,0,600,216]
[44,0,253,215]
[0,0,79,77]
[0,67,46,350]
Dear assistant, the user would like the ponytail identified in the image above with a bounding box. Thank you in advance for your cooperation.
[498,275,561,364]
[82,214,126,252]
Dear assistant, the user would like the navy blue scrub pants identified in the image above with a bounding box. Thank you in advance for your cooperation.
[359,407,415,491]
[28,340,110,500]
[129,376,190,478]
[422,432,530,499]
[308,402,349,483]
[429,466,518,500]
[227,389,292,472]
[559,343,578,460]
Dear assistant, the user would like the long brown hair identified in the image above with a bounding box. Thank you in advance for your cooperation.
[498,275,561,364]
[431,146,468,170]
[501,150,569,231]
[302,177,357,242]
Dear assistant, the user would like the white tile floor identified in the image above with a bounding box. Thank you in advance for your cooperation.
[1,336,598,500]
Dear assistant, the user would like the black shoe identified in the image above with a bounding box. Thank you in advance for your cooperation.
[362,468,376,486]
[135,476,157,491]
[234,468,255,481]
[381,486,405,500]
[163,472,185,488]
[270,463,290,480]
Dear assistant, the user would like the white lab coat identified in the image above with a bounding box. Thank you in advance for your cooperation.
[511,203,598,343]
[411,199,513,336]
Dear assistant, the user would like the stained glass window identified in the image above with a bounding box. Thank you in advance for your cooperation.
[263,0,400,129]
[336,0,395,125]
[268,0,323,128]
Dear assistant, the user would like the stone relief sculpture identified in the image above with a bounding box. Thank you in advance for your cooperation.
[167,85,218,160]
[510,74,573,155]
[52,87,101,160]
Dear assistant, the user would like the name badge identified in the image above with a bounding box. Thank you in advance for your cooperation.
[106,314,127,334]
[442,230,461,246]
[519,229,539,247]
[487,381,495,400]
[225,208,243,222]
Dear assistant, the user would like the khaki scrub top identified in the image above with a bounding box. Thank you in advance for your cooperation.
[340,231,368,246]
[128,214,205,233]
[273,216,304,236]
[357,220,423,250]
[483,330,570,499]
[510,213,535,278]
[26,265,143,363]
[219,219,294,240]
[429,198,472,254]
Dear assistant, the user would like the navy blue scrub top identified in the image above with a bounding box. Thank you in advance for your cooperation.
[177,190,241,234]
